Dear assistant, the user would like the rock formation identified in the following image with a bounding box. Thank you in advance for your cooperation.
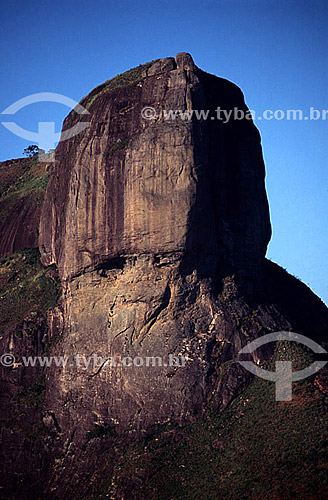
[40,52,271,286]
[0,158,48,258]
[0,53,327,500]
[38,52,275,439]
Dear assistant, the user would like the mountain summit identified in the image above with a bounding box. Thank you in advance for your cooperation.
[0,54,327,500]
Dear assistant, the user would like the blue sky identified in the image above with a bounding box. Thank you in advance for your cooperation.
[1,0,327,303]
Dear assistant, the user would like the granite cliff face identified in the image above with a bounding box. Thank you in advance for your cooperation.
[0,158,49,258]
[37,53,276,440]
[1,53,327,500]
[37,52,326,439]
[40,53,271,286]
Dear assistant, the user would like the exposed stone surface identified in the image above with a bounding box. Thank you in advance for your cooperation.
[36,52,277,443]
[0,158,49,258]
[40,52,271,288]
[37,51,326,446]
[0,54,327,500]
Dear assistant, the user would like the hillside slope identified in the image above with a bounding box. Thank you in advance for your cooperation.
[0,53,327,500]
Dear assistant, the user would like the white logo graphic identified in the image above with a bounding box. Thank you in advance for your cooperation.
[238,331,327,401]
[1,92,90,161]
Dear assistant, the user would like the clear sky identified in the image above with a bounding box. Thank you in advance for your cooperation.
[0,0,327,304]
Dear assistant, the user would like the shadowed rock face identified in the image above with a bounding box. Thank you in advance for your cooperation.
[0,196,41,255]
[40,53,271,287]
[1,54,328,500]
[37,53,276,443]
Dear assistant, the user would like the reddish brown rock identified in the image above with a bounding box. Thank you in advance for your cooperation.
[35,55,328,452]
[1,53,327,500]
[39,53,271,287]
[36,53,276,443]
[0,158,49,258]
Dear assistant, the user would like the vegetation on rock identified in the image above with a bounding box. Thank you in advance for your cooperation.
[84,60,158,109]
[96,345,328,500]
[0,248,60,334]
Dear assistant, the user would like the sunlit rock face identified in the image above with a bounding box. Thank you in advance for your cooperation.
[38,52,275,443]
[39,52,271,285]
[1,54,328,500]
[0,158,48,258]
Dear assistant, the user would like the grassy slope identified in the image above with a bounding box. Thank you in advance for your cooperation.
[97,344,328,500]
[0,159,49,258]
[0,248,60,335]
[0,158,49,208]
[80,60,159,110]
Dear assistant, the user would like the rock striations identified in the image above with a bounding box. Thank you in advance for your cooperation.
[38,53,276,439]
[37,53,326,441]
[40,52,271,285]
[0,53,327,500]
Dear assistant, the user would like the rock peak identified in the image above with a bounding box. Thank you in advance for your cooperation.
[2,56,328,500]
[40,54,271,286]
[175,51,195,70]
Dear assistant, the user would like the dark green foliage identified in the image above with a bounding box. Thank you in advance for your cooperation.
[86,422,117,442]
[23,145,39,158]
[104,137,131,157]
[97,343,327,500]
[0,248,61,334]
[14,374,46,408]
[85,60,158,109]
